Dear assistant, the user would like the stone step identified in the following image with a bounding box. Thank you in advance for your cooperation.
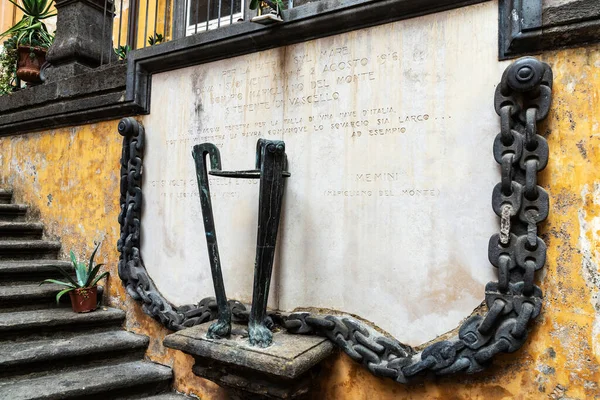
[0,222,44,239]
[0,283,104,312]
[0,360,173,400]
[0,330,149,378]
[0,283,67,309]
[136,393,194,399]
[0,260,74,283]
[0,240,61,260]
[0,204,27,221]
[0,307,125,339]
[0,190,13,204]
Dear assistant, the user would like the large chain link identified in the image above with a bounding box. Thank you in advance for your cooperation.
[285,57,553,381]
[117,117,252,330]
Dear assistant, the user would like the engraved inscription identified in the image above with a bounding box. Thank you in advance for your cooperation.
[142,2,505,346]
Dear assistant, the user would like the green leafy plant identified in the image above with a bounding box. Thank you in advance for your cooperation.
[250,0,285,12]
[148,33,164,46]
[114,45,130,61]
[0,36,19,95]
[40,242,109,303]
[0,0,56,49]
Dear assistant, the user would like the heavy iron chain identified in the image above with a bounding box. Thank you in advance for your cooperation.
[117,57,553,381]
[117,117,254,330]
[284,57,553,382]
[117,118,291,330]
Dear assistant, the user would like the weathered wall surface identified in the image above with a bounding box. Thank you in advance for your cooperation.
[0,26,599,400]
[309,45,600,399]
[141,2,503,347]
[0,121,226,399]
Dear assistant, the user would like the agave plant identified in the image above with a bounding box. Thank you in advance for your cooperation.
[0,0,55,48]
[114,45,130,61]
[40,242,109,303]
[147,33,164,46]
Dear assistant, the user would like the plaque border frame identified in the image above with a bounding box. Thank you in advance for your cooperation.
[498,0,600,60]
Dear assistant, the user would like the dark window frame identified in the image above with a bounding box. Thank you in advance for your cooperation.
[499,0,600,59]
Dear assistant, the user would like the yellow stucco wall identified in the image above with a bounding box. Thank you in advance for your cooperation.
[0,43,599,399]
[113,0,172,51]
[1,1,21,36]
[0,1,16,34]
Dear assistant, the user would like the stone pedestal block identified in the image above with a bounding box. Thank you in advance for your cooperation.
[164,322,335,399]
[45,0,114,81]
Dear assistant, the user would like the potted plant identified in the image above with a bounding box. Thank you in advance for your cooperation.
[0,0,55,84]
[40,242,109,313]
[250,0,285,24]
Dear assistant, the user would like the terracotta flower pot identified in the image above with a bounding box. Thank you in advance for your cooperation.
[16,46,47,84]
[69,286,98,313]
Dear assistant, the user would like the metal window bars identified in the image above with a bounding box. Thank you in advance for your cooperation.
[99,0,172,65]
[99,0,296,66]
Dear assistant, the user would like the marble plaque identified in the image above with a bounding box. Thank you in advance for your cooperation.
[141,1,507,346]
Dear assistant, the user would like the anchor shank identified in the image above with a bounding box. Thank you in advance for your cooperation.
[249,140,287,347]
[192,144,231,338]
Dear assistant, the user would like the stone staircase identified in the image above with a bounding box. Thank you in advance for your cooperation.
[0,189,190,400]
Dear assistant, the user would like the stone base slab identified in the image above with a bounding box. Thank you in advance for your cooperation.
[164,322,335,399]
